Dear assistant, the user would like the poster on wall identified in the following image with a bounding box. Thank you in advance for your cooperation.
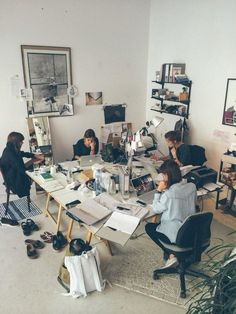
[85,92,103,105]
[21,45,74,117]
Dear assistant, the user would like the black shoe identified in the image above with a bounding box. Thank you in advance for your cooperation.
[1,217,19,226]
[52,232,67,251]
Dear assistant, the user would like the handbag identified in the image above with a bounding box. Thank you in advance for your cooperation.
[64,247,105,298]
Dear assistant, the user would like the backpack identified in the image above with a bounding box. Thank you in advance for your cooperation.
[190,145,207,166]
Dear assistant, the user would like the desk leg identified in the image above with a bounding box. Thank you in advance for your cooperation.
[66,218,74,242]
[85,231,93,244]
[44,193,50,217]
[56,204,63,232]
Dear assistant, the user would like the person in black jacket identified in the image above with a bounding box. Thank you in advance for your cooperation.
[0,132,44,197]
[73,129,99,160]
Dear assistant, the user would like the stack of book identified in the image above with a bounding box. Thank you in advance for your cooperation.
[39,172,54,182]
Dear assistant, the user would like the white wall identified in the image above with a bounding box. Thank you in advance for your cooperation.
[0,0,150,162]
[147,0,236,170]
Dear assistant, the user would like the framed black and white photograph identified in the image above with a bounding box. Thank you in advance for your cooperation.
[21,45,74,117]
[222,78,236,126]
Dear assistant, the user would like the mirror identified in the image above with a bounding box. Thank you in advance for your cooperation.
[222,78,236,126]
[27,117,53,166]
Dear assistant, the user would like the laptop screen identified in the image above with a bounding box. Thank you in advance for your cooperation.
[131,174,155,196]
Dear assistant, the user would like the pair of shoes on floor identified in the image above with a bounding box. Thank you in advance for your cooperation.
[52,231,67,251]
[40,231,54,243]
[161,257,178,269]
[1,217,19,226]
[25,239,44,259]
[21,219,39,236]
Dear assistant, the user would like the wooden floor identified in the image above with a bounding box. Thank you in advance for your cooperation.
[203,196,236,230]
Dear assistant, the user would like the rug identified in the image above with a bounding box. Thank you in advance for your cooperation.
[0,197,42,221]
[103,219,235,308]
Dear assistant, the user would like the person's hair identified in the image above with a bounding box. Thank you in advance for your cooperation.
[159,159,182,188]
[84,129,96,139]
[7,132,24,151]
[164,130,181,143]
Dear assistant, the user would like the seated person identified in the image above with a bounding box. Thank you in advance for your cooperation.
[145,160,197,268]
[73,129,99,160]
[0,132,44,198]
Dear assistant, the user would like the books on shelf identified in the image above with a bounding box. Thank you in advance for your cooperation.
[161,63,186,83]
[39,172,54,182]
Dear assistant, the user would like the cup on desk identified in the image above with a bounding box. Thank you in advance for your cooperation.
[50,165,57,177]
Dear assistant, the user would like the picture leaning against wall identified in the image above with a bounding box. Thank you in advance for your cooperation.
[21,45,74,117]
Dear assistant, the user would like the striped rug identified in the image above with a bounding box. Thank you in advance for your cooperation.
[0,197,42,221]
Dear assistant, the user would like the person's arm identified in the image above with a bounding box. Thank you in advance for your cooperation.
[152,180,168,214]
[73,140,82,160]
[21,151,44,169]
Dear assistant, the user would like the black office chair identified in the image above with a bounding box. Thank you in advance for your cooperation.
[153,212,213,298]
[0,159,31,216]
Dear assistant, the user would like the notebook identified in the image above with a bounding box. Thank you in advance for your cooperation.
[80,154,103,167]
[131,173,156,204]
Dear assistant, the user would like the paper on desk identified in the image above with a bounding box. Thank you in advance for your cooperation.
[111,123,122,134]
[104,212,140,235]
[43,181,65,192]
[58,160,80,171]
[79,198,111,219]
[203,182,221,191]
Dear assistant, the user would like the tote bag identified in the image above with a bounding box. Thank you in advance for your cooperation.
[64,247,105,298]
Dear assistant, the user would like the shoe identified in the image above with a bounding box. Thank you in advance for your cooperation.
[26,219,39,232]
[1,217,19,226]
[40,231,54,243]
[21,221,32,236]
[25,239,45,249]
[26,244,38,259]
[52,232,67,251]
[162,257,178,269]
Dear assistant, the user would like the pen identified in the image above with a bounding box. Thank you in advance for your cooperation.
[117,206,130,211]
[107,226,117,231]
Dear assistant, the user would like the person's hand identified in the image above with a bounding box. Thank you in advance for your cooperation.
[156,180,166,192]
[150,154,159,161]
[33,154,44,164]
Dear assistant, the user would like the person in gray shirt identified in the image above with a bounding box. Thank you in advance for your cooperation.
[145,159,197,268]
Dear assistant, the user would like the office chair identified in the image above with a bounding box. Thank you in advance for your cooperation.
[153,212,213,298]
[0,159,31,216]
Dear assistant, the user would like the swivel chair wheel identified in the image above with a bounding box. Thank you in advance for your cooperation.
[180,291,186,298]
[152,272,159,280]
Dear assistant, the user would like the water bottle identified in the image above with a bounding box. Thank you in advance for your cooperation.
[67,168,73,184]
[95,169,102,195]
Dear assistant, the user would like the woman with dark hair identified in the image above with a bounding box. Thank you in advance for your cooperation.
[145,160,197,268]
[73,129,99,160]
[164,130,191,166]
[0,132,44,197]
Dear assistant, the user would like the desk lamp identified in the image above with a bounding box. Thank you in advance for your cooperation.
[141,116,164,151]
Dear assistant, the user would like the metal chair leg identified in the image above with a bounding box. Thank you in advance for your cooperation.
[27,195,31,212]
[5,189,10,215]
[179,265,186,298]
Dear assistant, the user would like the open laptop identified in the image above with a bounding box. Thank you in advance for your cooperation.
[131,173,156,204]
[80,154,103,167]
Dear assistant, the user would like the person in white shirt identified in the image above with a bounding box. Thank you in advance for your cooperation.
[145,159,197,268]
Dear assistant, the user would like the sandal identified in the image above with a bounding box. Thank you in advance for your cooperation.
[26,219,39,232]
[26,244,38,259]
[25,239,44,249]
[40,231,53,243]
[21,222,31,236]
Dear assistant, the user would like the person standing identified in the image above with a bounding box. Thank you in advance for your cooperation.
[0,132,44,197]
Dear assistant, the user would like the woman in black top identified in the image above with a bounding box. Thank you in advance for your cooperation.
[73,129,99,160]
[0,132,44,197]
[164,131,191,167]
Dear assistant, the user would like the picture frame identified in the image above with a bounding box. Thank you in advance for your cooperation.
[222,78,236,127]
[21,45,74,117]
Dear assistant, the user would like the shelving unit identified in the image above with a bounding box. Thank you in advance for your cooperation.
[151,80,192,119]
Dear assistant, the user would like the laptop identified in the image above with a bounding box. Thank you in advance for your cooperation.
[131,173,156,204]
[80,154,103,167]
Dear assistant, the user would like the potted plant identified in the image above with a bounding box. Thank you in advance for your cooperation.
[187,238,236,314]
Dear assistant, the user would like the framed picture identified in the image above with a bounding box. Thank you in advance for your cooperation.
[21,45,74,117]
[222,78,236,126]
